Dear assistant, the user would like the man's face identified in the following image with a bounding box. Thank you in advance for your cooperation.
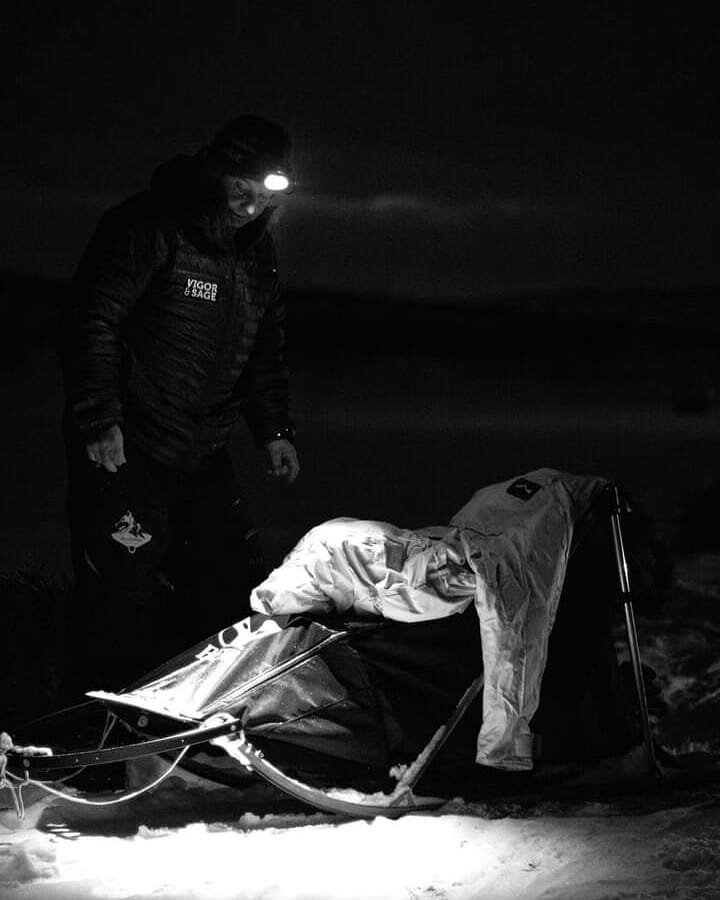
[220,175,276,226]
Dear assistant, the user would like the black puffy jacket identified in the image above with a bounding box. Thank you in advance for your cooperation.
[61,154,293,472]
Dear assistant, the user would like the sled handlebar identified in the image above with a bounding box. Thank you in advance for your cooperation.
[607,483,661,778]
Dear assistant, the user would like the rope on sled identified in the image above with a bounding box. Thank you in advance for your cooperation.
[0,730,190,819]
[0,743,26,819]
[1,731,54,818]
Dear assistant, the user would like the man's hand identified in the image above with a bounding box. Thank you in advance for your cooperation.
[86,424,126,472]
[265,439,299,484]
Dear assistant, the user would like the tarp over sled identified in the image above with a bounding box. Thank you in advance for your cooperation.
[251,467,610,770]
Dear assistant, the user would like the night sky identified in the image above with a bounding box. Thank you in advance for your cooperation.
[3,1,719,298]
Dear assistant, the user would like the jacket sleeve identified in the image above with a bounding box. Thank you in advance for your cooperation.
[60,206,167,439]
[240,283,294,447]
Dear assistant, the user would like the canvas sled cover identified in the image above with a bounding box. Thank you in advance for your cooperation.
[250,468,608,770]
[98,469,608,774]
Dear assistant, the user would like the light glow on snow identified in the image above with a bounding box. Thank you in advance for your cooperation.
[3,802,720,899]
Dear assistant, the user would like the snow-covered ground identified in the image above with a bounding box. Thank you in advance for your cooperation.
[2,798,720,900]
[2,557,719,900]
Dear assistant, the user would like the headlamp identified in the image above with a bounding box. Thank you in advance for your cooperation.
[263,170,294,193]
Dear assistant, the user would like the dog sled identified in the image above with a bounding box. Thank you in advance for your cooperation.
[1,469,661,820]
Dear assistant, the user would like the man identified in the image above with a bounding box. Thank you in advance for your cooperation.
[60,115,300,687]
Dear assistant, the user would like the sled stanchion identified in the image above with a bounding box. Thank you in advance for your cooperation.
[389,673,485,804]
[608,484,660,777]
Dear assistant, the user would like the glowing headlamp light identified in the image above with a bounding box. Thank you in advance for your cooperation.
[263,170,293,193]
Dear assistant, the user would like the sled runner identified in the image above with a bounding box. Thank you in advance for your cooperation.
[1,469,663,820]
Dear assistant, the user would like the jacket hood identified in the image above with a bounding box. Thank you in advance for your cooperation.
[149,153,275,254]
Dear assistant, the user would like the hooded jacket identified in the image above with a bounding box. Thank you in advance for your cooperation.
[60,153,292,472]
[248,468,610,771]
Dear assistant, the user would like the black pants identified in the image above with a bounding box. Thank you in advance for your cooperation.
[64,438,266,691]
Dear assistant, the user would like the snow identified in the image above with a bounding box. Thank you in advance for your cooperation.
[3,797,720,899]
[2,558,720,900]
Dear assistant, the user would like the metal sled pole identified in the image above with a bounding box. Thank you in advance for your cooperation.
[608,484,660,776]
[389,672,485,804]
